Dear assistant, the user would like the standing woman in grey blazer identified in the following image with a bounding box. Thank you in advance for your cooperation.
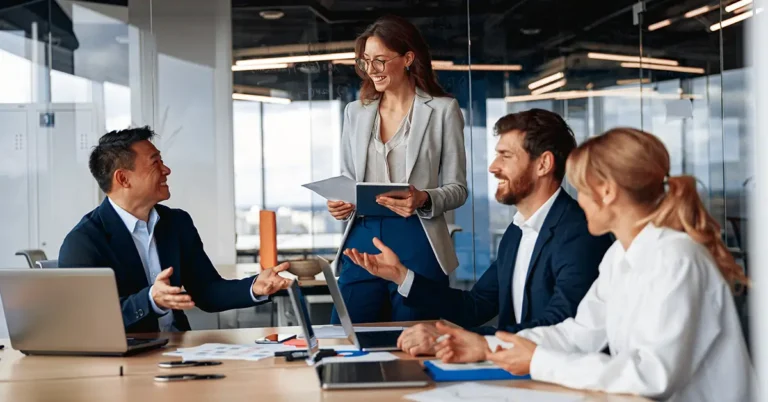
[328,15,468,323]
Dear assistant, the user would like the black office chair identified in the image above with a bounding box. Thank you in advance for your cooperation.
[15,249,48,268]
[35,260,59,269]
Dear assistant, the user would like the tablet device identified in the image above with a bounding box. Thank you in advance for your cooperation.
[355,183,411,217]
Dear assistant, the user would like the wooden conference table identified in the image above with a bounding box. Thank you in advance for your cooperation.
[0,324,650,402]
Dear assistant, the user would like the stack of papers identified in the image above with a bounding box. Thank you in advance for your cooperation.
[301,175,356,203]
[163,343,298,362]
[405,382,584,402]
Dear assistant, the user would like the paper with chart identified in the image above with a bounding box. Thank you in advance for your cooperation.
[163,343,298,362]
[302,175,356,203]
[405,382,584,402]
[302,325,406,339]
[321,345,399,364]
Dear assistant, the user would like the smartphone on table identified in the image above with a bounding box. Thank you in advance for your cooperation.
[157,361,222,368]
[154,374,225,382]
[255,333,297,344]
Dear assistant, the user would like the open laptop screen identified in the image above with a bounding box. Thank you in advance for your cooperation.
[286,281,319,357]
[317,257,359,347]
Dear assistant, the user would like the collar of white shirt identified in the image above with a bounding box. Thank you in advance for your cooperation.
[512,187,562,232]
[615,223,665,269]
[107,197,160,235]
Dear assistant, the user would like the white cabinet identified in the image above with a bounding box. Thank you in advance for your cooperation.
[0,108,32,269]
[0,104,102,268]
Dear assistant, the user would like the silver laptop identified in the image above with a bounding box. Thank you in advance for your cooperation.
[318,258,403,351]
[286,281,430,389]
[0,268,168,356]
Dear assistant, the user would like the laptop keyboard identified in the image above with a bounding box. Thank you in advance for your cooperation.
[126,338,158,347]
[356,331,402,348]
[325,362,387,383]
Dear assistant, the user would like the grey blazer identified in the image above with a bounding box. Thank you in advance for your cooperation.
[335,87,468,275]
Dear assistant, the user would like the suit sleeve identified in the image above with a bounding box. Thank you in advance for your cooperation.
[418,99,468,219]
[403,259,500,328]
[58,230,157,329]
[340,103,355,181]
[339,103,356,222]
[178,211,268,312]
[500,223,610,334]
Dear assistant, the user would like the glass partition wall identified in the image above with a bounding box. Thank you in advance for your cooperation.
[228,0,753,286]
[0,0,754,324]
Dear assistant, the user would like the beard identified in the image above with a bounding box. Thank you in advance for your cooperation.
[495,164,535,206]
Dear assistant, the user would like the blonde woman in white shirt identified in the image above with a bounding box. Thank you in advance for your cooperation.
[433,127,752,402]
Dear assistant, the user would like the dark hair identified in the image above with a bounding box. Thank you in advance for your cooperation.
[493,109,576,183]
[355,15,448,104]
[89,127,156,193]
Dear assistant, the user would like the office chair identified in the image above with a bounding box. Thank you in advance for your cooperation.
[447,224,463,239]
[14,249,48,268]
[35,260,59,269]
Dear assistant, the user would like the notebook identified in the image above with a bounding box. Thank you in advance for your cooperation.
[423,360,531,382]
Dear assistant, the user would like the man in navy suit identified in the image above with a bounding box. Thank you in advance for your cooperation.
[345,109,612,356]
[59,127,292,333]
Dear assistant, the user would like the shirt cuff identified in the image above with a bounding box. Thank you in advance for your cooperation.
[250,275,269,303]
[529,346,564,382]
[148,285,170,315]
[397,269,416,297]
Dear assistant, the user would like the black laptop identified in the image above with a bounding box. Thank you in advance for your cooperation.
[286,282,431,389]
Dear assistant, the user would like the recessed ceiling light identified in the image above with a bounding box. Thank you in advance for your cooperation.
[520,28,541,35]
[259,10,285,20]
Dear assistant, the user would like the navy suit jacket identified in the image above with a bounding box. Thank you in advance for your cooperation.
[404,190,612,334]
[59,199,266,333]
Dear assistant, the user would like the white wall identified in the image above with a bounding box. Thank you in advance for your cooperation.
[128,0,236,265]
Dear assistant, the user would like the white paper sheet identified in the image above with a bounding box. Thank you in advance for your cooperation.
[405,382,584,402]
[304,325,406,339]
[301,175,356,203]
[426,360,500,371]
[163,343,298,362]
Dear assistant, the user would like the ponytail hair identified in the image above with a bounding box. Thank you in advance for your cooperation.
[567,128,748,292]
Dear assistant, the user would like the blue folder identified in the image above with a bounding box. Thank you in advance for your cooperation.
[423,360,531,382]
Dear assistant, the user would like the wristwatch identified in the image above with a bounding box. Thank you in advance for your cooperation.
[419,192,432,212]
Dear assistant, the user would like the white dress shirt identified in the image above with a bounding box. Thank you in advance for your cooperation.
[109,199,266,332]
[510,188,560,323]
[398,188,560,307]
[489,224,752,402]
[108,198,175,332]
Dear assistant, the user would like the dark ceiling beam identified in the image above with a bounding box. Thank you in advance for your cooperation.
[232,0,519,24]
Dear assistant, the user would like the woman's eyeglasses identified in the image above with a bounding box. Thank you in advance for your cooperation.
[355,55,403,74]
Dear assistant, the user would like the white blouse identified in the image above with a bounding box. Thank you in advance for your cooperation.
[363,100,414,184]
[490,224,752,402]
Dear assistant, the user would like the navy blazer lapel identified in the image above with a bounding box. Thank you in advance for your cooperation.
[98,199,149,289]
[354,100,378,181]
[497,226,522,326]
[153,207,182,287]
[520,190,571,321]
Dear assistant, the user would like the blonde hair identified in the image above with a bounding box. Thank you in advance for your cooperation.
[566,127,748,292]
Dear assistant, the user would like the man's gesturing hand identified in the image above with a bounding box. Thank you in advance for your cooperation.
[151,267,195,310]
[252,262,294,296]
